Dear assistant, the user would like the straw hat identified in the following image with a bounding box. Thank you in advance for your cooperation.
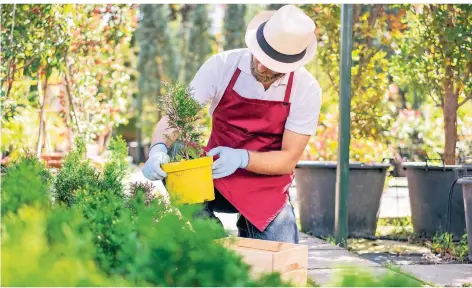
[245,5,317,73]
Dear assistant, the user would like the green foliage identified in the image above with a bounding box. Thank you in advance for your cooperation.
[390,4,472,163]
[1,160,125,286]
[300,5,410,141]
[184,4,213,84]
[223,5,247,50]
[101,136,129,194]
[158,81,206,162]
[1,4,138,155]
[376,217,413,238]
[64,4,137,142]
[53,138,99,207]
[1,205,124,286]
[431,232,469,262]
[391,5,472,108]
[266,4,285,10]
[302,111,390,162]
[329,267,423,287]
[136,4,178,148]
[1,4,70,84]
[2,137,290,286]
[1,153,52,215]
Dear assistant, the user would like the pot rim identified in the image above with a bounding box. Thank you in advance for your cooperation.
[161,156,213,173]
[401,161,471,171]
[458,177,472,185]
[295,160,391,170]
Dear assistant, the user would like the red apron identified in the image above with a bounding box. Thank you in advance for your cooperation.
[205,67,295,232]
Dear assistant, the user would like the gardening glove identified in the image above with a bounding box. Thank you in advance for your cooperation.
[142,143,170,181]
[207,146,249,179]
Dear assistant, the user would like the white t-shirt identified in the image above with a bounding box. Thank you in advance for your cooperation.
[189,48,322,136]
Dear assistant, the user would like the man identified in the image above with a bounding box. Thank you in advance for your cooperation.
[143,5,321,244]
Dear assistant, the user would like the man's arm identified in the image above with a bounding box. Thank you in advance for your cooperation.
[150,116,179,148]
[245,129,310,175]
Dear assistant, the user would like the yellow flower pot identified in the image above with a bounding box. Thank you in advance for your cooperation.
[161,156,215,204]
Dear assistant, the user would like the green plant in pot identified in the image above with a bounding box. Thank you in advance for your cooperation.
[157,81,215,204]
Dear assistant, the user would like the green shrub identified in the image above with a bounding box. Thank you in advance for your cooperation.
[2,136,290,287]
[1,153,52,215]
[53,138,100,207]
[1,164,126,286]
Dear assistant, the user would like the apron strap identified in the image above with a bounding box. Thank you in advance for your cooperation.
[228,68,242,91]
[283,72,294,103]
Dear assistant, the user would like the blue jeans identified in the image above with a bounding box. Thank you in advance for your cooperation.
[203,189,299,244]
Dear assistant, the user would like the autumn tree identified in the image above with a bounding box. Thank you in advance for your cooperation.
[1,4,70,155]
[391,4,472,164]
[223,4,247,50]
[1,4,138,156]
[300,4,409,141]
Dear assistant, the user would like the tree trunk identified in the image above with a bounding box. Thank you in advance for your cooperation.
[36,70,49,157]
[443,67,458,165]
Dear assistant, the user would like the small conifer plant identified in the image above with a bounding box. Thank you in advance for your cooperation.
[158,81,206,162]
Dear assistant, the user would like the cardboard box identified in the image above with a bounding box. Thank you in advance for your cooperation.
[218,237,308,286]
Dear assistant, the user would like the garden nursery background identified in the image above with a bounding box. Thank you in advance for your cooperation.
[1,3,472,287]
[2,4,471,166]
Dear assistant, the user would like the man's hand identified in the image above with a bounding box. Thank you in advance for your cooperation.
[142,143,170,181]
[207,146,249,179]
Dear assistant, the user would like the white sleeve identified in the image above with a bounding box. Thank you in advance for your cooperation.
[188,55,220,106]
[284,81,322,136]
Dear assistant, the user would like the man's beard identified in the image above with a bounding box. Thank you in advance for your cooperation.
[251,58,284,84]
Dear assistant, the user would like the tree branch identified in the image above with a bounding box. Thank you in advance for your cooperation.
[5,4,16,99]
[36,67,49,157]
[458,96,472,108]
[64,59,82,135]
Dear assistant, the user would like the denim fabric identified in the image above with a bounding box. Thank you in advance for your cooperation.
[203,189,299,244]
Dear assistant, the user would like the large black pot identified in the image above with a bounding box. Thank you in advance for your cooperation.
[458,177,472,262]
[402,162,471,238]
[295,161,390,238]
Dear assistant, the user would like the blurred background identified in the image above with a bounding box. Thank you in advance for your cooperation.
[1,4,471,170]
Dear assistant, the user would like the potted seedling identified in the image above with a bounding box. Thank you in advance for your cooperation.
[158,82,214,204]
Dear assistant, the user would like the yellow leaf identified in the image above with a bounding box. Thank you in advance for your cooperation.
[64,4,73,13]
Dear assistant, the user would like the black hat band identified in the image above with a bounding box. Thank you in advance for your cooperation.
[256,21,307,64]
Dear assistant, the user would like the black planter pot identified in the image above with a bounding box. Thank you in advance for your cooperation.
[295,161,391,238]
[402,162,471,238]
[458,177,472,262]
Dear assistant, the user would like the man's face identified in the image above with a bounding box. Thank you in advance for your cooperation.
[251,56,284,84]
